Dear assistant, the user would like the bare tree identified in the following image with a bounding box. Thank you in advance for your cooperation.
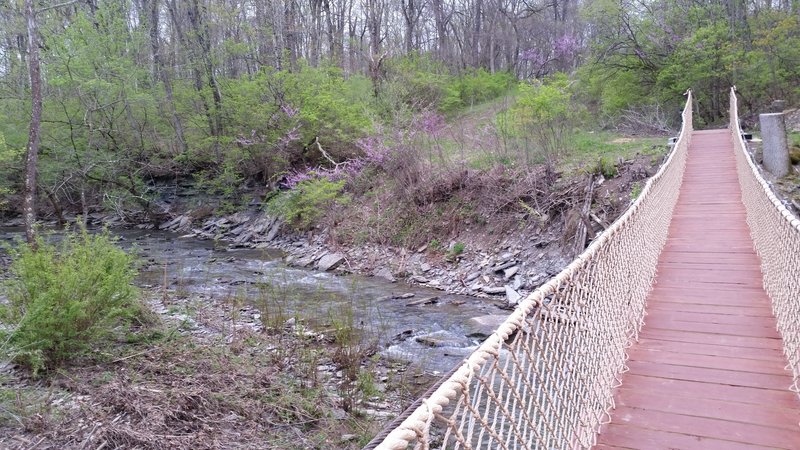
[22,0,42,245]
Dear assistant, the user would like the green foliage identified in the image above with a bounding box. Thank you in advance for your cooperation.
[576,65,653,118]
[278,65,372,149]
[381,54,453,116]
[0,231,141,375]
[269,178,349,230]
[505,74,580,166]
[379,56,513,117]
[595,157,619,178]
[630,182,643,200]
[448,242,466,258]
[585,3,800,123]
[0,133,20,210]
[441,69,515,113]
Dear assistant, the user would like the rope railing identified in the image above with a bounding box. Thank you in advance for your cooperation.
[729,87,800,393]
[369,91,694,450]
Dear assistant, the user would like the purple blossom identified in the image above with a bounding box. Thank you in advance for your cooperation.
[284,169,317,188]
[415,110,446,137]
[520,48,547,67]
[357,137,392,166]
[554,34,579,57]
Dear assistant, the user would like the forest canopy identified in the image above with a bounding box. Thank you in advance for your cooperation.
[0,0,797,220]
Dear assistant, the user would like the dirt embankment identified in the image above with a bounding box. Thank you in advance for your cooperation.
[141,156,656,309]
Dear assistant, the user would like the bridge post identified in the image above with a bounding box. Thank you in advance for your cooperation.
[759,112,790,177]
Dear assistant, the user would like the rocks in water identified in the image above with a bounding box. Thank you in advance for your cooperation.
[317,253,345,271]
[505,286,521,307]
[410,275,430,284]
[482,286,506,295]
[373,266,396,282]
[389,329,414,345]
[415,330,469,348]
[465,315,509,339]
[393,293,415,299]
[407,296,439,306]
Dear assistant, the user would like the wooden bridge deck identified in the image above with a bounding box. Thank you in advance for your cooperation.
[595,129,800,449]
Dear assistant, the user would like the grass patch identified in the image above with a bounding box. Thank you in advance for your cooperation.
[562,131,667,174]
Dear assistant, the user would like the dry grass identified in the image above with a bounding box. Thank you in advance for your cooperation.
[0,321,389,450]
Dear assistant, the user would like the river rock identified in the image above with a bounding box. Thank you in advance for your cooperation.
[160,216,182,230]
[465,315,509,339]
[317,253,345,271]
[265,219,281,242]
[482,286,506,295]
[506,286,522,307]
[295,255,316,267]
[492,260,517,272]
[503,266,519,280]
[420,263,431,273]
[374,267,396,282]
[415,330,468,347]
[407,296,438,306]
[393,293,415,299]
[465,271,481,282]
[512,275,524,291]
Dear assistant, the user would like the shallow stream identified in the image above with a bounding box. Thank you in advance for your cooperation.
[0,227,506,373]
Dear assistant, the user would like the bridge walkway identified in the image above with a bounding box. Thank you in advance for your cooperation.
[595,129,800,448]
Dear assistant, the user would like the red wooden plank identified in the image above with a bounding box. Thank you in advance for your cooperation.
[621,374,800,408]
[638,329,783,350]
[644,303,774,316]
[642,310,777,326]
[597,422,769,450]
[614,389,800,430]
[597,408,799,449]
[626,359,793,390]
[634,338,786,361]
[642,319,781,339]
[627,347,789,375]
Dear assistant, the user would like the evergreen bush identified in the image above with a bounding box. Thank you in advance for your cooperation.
[0,230,141,375]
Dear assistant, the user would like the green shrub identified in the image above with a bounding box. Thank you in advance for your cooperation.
[508,74,581,167]
[445,69,515,112]
[269,178,349,230]
[448,242,466,258]
[0,133,19,210]
[595,157,619,178]
[0,230,141,375]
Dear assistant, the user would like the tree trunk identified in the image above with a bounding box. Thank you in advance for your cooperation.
[147,0,187,154]
[23,0,42,246]
[431,0,448,62]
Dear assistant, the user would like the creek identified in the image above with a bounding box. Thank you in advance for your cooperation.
[0,227,507,373]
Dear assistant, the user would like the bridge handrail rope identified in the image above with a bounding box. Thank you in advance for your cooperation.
[729,87,800,393]
[369,91,694,450]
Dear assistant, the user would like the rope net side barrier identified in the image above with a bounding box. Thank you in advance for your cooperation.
[729,88,800,393]
[369,92,694,450]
